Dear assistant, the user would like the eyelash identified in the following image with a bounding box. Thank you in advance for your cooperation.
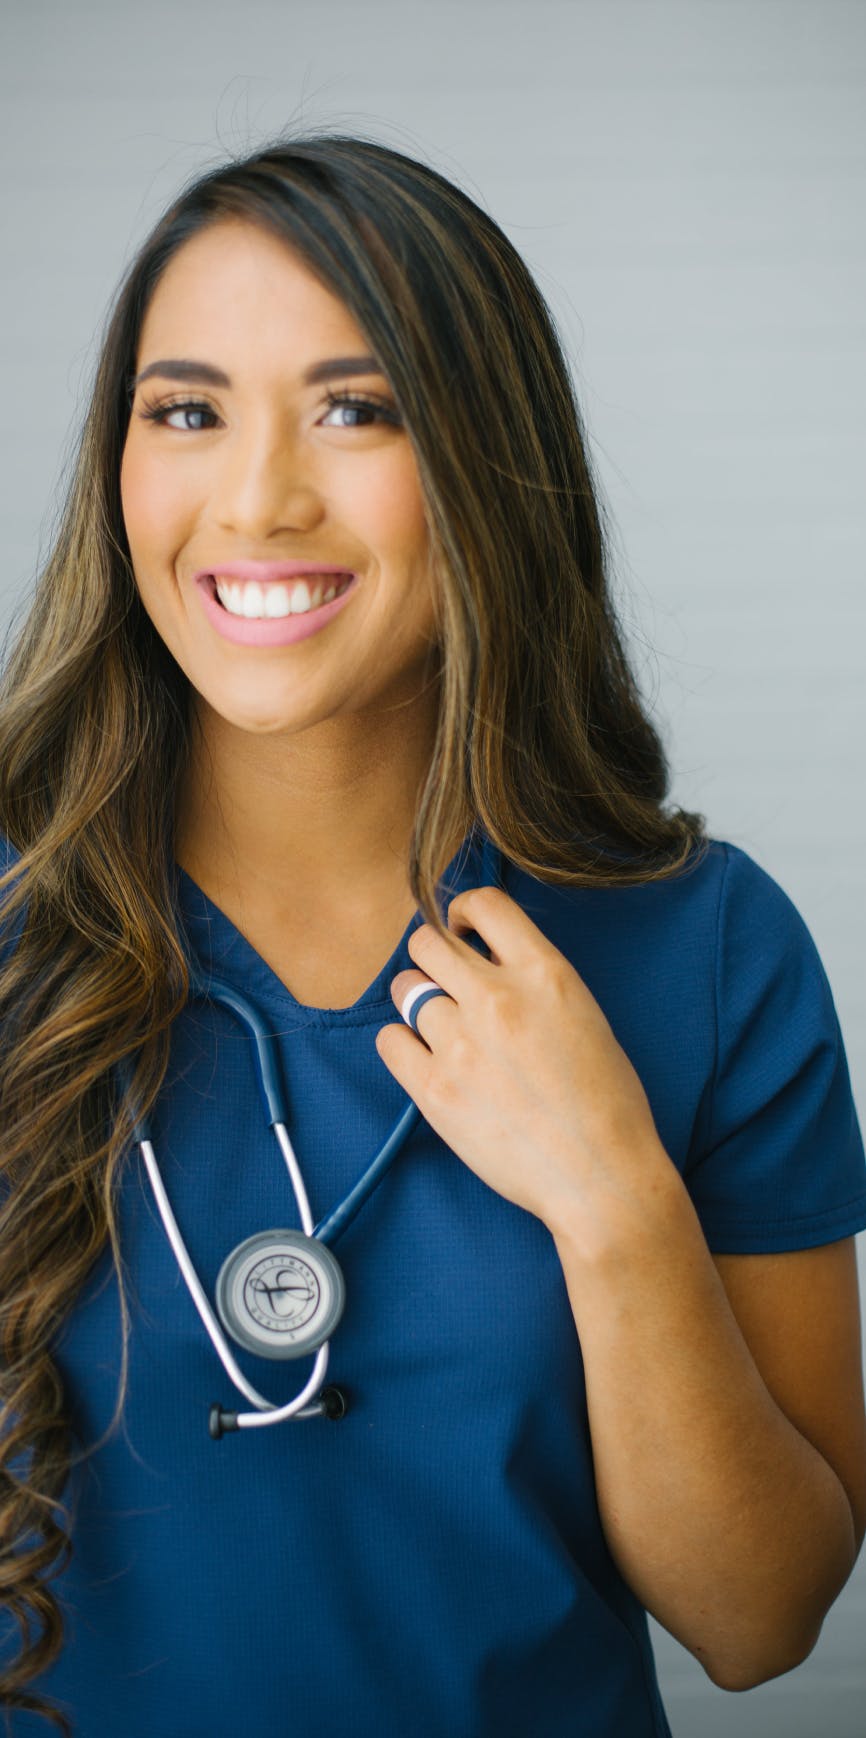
[136,389,401,431]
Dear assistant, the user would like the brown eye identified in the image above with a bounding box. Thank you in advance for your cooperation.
[138,398,220,431]
[321,391,401,429]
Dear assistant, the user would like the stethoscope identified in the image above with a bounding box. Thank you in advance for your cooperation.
[116,961,456,1440]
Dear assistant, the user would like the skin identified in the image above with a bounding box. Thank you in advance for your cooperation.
[121,216,866,1689]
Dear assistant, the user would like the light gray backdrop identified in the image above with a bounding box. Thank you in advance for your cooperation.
[1,2,864,1733]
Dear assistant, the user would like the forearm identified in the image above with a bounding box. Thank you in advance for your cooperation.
[549,1155,858,1690]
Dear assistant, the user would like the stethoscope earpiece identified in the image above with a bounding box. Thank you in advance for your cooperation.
[319,1383,350,1420]
[209,1403,238,1439]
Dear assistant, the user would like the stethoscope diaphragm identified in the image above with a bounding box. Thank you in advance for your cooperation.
[215,1229,346,1360]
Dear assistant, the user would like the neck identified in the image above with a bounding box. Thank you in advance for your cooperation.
[174,691,458,915]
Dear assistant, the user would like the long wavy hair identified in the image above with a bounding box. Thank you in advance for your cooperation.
[0,128,709,1731]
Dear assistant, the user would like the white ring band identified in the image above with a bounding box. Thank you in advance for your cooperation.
[400,979,444,1026]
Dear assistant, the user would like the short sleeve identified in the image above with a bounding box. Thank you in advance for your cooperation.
[684,842,866,1253]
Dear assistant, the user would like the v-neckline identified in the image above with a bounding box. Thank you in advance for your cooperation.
[172,826,496,1023]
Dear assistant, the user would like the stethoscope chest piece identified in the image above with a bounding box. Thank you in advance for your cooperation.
[215,1229,346,1361]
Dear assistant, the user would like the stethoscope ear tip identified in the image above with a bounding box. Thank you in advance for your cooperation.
[209,1403,239,1439]
[319,1384,349,1420]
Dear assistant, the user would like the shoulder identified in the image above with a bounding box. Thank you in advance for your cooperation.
[503,836,866,1247]
[502,834,732,973]
[710,838,826,949]
[505,836,823,973]
[694,840,842,1051]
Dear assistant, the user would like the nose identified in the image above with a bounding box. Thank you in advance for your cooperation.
[211,424,325,540]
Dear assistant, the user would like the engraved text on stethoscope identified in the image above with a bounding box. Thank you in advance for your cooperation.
[244,1255,321,1330]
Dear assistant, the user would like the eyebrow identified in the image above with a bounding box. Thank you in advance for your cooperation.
[129,354,385,392]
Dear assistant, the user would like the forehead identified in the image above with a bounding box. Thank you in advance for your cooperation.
[137,219,362,353]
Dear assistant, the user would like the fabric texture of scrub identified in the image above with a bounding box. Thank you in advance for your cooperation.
[1,825,865,1738]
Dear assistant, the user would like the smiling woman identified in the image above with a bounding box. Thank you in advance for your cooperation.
[1,132,865,1738]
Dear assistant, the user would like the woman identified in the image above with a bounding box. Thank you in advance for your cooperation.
[1,132,864,1738]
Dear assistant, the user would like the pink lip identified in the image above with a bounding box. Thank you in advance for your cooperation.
[193,561,357,585]
[193,570,360,647]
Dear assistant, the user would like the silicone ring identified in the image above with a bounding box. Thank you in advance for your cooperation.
[400,979,448,1033]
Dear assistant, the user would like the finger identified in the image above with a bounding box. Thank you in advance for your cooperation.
[374,1016,437,1094]
[446,884,554,967]
[406,921,485,1000]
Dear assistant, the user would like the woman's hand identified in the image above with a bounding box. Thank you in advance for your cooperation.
[374,883,672,1237]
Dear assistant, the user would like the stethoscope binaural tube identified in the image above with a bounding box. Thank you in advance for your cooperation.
[116,965,425,1437]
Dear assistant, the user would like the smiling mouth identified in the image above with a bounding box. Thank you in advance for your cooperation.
[206,572,356,619]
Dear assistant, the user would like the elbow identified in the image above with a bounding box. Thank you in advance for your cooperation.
[695,1511,859,1692]
[701,1621,823,1693]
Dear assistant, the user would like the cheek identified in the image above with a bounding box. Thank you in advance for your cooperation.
[119,436,188,559]
[349,448,429,560]
[118,444,185,644]
[119,437,149,546]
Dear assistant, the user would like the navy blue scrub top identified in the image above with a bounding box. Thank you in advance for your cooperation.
[2,825,866,1737]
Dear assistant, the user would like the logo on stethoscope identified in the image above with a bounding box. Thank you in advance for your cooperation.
[244,1252,321,1336]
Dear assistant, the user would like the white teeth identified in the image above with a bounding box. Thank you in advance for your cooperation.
[264,587,292,618]
[213,575,352,619]
[289,580,315,614]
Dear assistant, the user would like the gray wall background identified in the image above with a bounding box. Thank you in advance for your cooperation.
[1,1,864,1732]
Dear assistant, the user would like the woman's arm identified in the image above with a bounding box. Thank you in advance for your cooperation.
[549,1174,866,1690]
[378,883,866,1691]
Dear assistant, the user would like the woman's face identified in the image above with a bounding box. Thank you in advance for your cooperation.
[120,218,439,738]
